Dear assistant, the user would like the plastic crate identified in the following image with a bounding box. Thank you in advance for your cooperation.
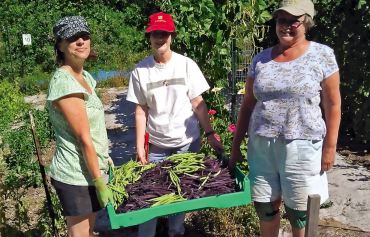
[106,167,251,229]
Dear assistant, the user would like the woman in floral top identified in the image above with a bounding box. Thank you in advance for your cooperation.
[229,0,341,236]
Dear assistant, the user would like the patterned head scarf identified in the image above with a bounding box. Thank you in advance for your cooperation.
[53,16,90,40]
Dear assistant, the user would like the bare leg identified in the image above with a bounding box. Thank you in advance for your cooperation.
[259,199,281,237]
[292,227,305,237]
[66,212,97,237]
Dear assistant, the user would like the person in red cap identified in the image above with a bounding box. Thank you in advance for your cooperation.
[127,11,224,237]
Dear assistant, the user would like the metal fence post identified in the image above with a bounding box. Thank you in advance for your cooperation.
[231,39,237,123]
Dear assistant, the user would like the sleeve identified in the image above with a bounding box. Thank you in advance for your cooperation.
[321,46,339,79]
[126,69,147,105]
[47,70,88,102]
[247,54,258,79]
[186,58,210,100]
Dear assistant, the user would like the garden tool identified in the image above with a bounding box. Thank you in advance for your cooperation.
[29,111,59,237]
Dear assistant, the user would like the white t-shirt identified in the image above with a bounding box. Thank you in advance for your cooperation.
[127,51,210,148]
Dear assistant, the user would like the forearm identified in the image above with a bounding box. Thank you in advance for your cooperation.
[192,96,213,133]
[322,71,341,149]
[324,104,341,148]
[135,105,148,153]
[80,137,101,179]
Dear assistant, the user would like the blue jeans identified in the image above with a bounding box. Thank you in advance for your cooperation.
[138,138,201,237]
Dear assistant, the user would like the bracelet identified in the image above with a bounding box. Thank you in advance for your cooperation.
[205,130,216,137]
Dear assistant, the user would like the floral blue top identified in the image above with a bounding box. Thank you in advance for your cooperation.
[248,41,339,140]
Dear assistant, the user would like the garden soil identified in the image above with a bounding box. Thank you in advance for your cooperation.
[21,87,370,237]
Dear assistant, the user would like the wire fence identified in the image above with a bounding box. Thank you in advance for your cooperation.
[228,40,262,123]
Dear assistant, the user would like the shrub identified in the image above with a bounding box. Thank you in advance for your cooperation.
[0,80,28,131]
[19,67,50,95]
[2,109,53,189]
[187,205,259,237]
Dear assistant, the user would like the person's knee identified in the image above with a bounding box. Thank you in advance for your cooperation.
[254,202,280,221]
[284,205,307,229]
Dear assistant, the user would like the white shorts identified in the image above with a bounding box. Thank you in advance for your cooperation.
[247,135,329,210]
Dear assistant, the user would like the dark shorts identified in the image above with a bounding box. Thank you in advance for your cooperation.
[51,178,102,216]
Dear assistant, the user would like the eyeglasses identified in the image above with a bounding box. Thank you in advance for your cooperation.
[151,31,171,38]
[276,18,304,28]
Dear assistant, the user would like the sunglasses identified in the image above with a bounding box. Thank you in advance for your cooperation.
[67,33,90,42]
[151,31,172,38]
[276,17,304,28]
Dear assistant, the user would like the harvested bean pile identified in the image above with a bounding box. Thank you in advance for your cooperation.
[114,153,237,213]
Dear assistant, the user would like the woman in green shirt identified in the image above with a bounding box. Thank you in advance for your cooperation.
[47,16,113,237]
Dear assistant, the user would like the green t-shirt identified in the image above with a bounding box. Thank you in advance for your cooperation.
[46,68,109,186]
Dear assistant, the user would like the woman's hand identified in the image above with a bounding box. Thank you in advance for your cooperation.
[93,176,114,207]
[321,145,336,171]
[136,148,148,165]
[207,132,224,153]
[228,146,244,171]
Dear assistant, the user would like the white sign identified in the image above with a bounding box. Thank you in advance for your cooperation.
[22,34,32,46]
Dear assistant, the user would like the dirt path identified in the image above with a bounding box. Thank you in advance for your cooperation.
[100,87,136,166]
[319,154,370,234]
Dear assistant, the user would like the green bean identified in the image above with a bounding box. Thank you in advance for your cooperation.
[148,193,186,207]
[198,172,212,190]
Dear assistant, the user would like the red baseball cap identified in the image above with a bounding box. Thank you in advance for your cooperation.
[146,12,175,33]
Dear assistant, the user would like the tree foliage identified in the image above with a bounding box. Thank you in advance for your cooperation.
[0,0,147,83]
[311,0,370,142]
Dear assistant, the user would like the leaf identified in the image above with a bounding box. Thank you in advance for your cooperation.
[258,10,272,23]
[216,30,223,45]
[356,0,366,10]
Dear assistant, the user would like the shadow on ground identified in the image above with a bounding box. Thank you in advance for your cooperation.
[106,92,136,166]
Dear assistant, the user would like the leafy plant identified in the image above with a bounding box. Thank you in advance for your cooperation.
[2,109,53,189]
[0,136,8,229]
[19,67,51,95]
[188,205,259,237]
[0,80,28,131]
[0,0,148,95]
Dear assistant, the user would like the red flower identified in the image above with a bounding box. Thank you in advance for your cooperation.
[208,109,217,115]
[228,124,236,133]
